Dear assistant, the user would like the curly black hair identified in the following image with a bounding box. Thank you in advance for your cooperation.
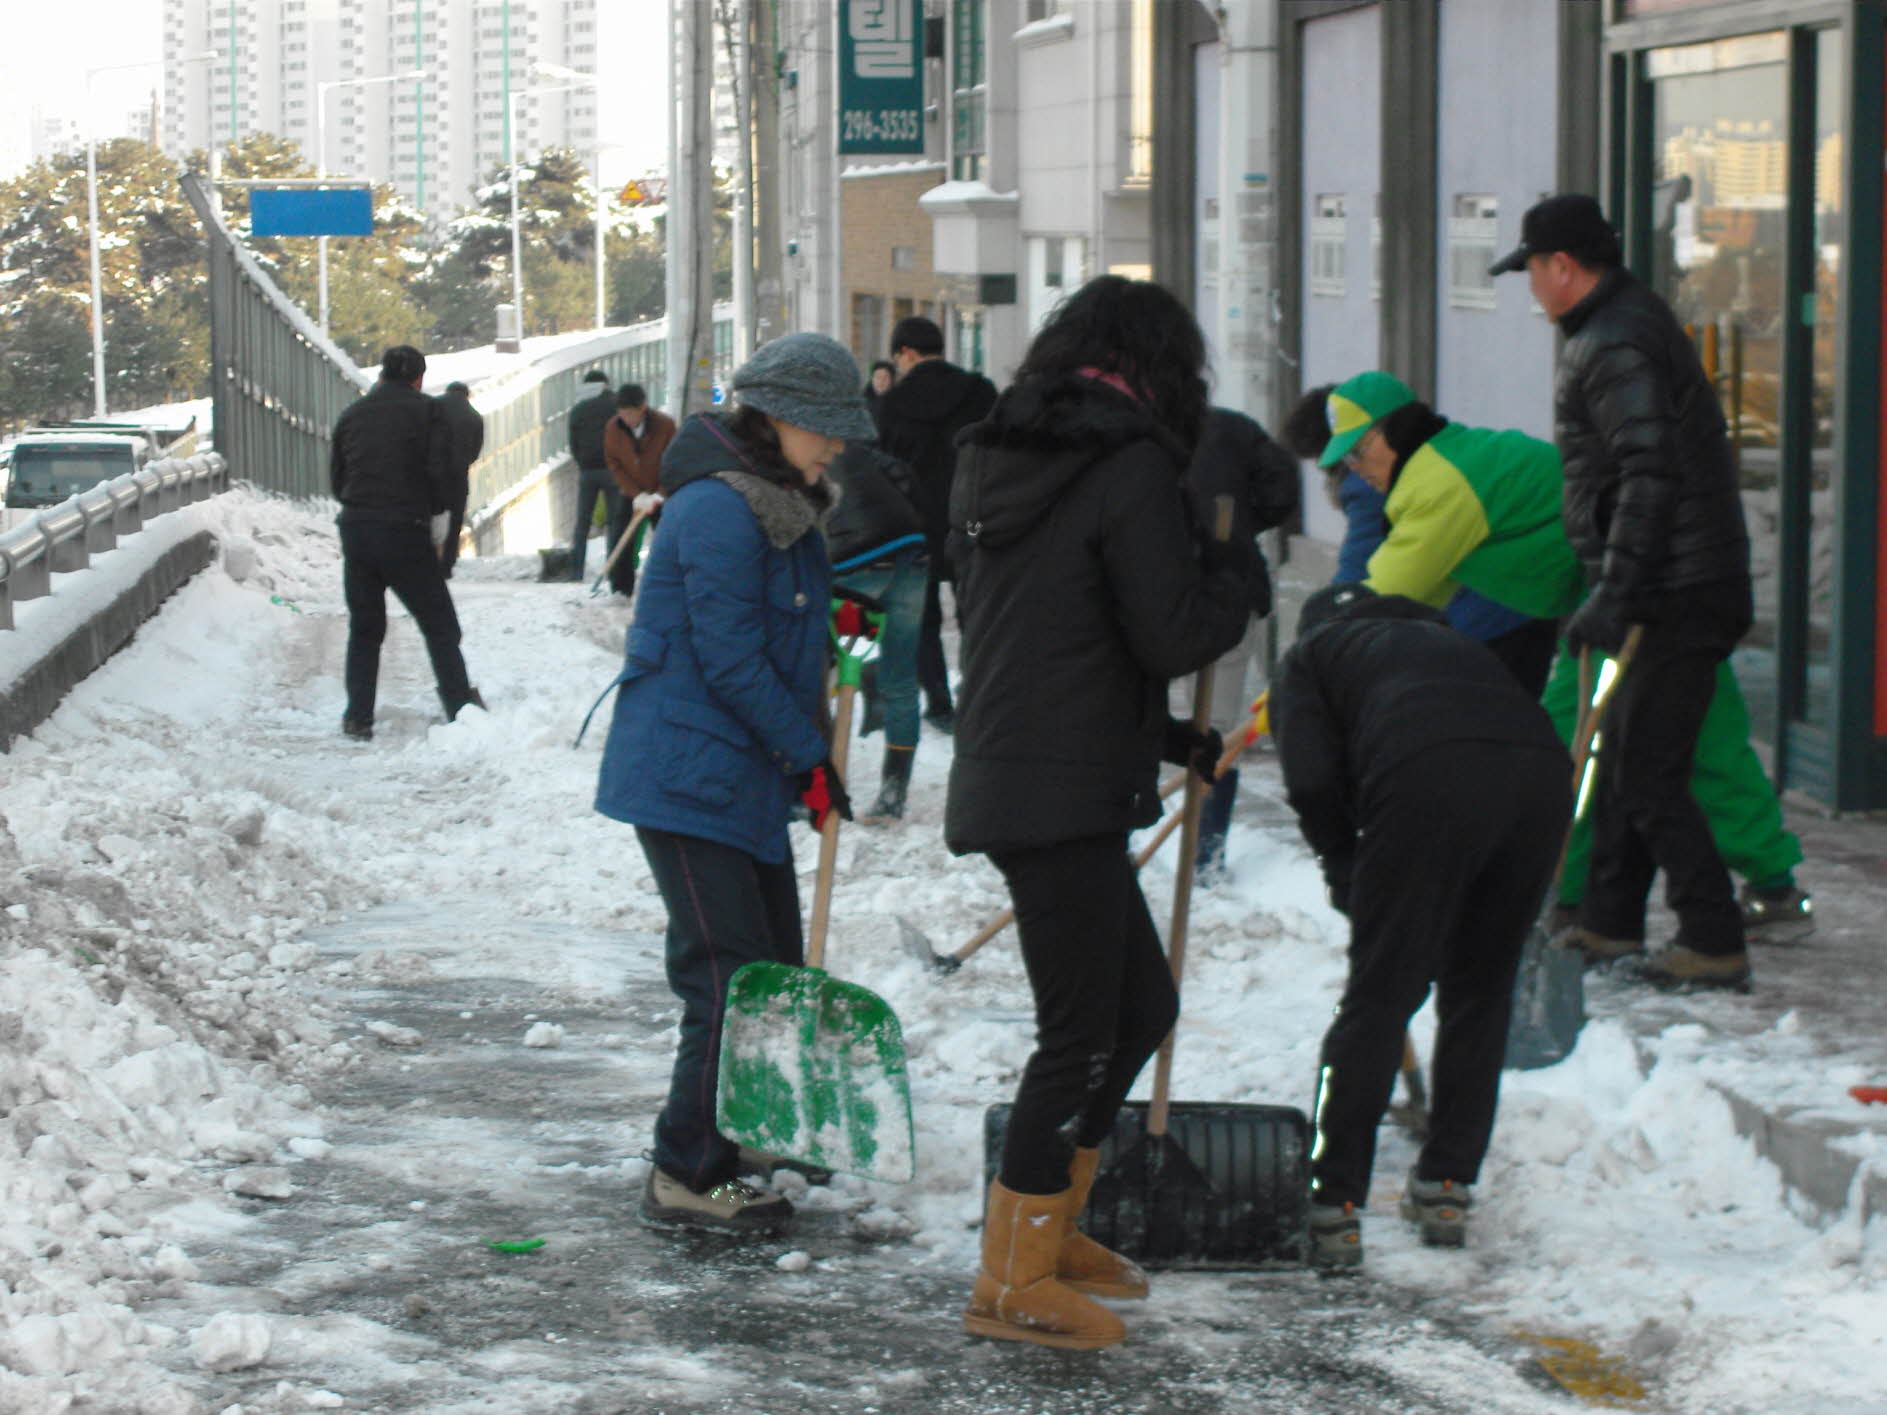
[1010,275,1209,449]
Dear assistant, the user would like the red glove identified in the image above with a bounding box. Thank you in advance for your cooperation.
[832,602,880,640]
[796,758,853,831]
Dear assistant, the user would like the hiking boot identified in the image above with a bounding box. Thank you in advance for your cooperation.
[341,716,373,741]
[1740,883,1815,944]
[1307,1202,1362,1272]
[1400,1172,1470,1248]
[1560,927,1644,967]
[640,1164,793,1235]
[1632,943,1752,993]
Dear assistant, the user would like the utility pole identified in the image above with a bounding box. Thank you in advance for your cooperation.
[1214,0,1280,427]
[750,0,786,348]
[667,0,717,416]
[718,0,756,365]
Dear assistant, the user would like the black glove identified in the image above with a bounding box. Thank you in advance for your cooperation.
[795,757,853,831]
[1564,589,1630,656]
[1162,719,1226,785]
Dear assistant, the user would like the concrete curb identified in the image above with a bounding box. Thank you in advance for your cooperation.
[1707,1079,1887,1223]
[0,530,218,751]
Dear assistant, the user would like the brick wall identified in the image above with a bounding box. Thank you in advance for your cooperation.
[841,169,947,368]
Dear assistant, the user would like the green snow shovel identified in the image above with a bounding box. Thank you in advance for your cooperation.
[715,624,916,1183]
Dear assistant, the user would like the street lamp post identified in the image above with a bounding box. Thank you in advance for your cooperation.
[506,75,593,341]
[86,51,217,417]
[315,70,424,335]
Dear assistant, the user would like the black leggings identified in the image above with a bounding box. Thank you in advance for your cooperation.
[989,834,1179,1194]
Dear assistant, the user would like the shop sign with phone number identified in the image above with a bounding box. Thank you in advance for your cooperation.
[838,0,924,155]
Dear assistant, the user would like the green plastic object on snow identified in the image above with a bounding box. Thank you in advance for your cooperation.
[716,629,915,1183]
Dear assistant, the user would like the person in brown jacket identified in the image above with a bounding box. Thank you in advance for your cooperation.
[601,383,677,596]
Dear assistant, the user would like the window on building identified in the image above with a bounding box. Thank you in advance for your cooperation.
[1447,193,1499,311]
[852,292,886,363]
[1023,0,1064,18]
[1125,0,1152,185]
[891,245,916,271]
[951,0,986,183]
[1310,194,1347,298]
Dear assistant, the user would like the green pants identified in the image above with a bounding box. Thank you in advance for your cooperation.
[1543,650,1802,907]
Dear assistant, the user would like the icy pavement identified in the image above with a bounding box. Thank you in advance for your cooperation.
[0,488,1882,1414]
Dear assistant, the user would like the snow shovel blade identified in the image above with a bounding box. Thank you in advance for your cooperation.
[1504,921,1586,1070]
[717,960,915,1183]
[981,1102,1310,1268]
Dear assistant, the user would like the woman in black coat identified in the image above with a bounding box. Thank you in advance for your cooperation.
[946,276,1254,1349]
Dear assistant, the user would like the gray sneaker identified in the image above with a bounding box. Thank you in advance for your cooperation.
[1308,1202,1363,1271]
[1399,1172,1471,1248]
[1740,884,1815,944]
[641,1164,793,1235]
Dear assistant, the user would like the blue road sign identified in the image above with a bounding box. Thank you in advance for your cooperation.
[251,188,374,238]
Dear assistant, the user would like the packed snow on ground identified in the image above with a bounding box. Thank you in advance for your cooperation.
[0,487,1882,1413]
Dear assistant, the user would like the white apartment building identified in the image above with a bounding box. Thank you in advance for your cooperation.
[161,0,610,223]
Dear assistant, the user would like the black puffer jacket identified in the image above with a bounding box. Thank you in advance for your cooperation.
[1270,589,1567,896]
[824,443,928,570]
[944,376,1254,856]
[568,388,615,470]
[1554,268,1749,613]
[329,378,450,524]
[1187,407,1300,618]
[874,358,997,568]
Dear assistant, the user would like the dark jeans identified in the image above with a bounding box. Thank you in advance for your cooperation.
[835,549,927,749]
[1581,579,1753,955]
[340,517,474,724]
[1310,742,1568,1208]
[636,827,805,1190]
[917,572,953,717]
[989,834,1180,1195]
[1482,616,1560,699]
[570,465,624,580]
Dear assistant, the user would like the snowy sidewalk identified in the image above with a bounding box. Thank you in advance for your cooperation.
[0,488,1881,1413]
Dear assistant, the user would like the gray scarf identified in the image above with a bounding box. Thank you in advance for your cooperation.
[712,470,834,550]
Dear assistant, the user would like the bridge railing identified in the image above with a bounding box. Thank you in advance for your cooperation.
[0,455,228,631]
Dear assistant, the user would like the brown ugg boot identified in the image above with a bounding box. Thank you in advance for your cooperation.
[963,1181,1126,1350]
[1059,1148,1149,1299]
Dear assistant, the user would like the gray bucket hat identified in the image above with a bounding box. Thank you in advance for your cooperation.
[730,332,877,442]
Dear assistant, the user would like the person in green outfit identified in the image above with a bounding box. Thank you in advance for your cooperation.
[1316,370,1813,946]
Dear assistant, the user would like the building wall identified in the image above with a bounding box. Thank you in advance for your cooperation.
[1296,3,1380,546]
[1432,0,1557,440]
[841,168,946,367]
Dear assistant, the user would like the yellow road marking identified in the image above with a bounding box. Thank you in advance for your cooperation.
[1514,1329,1649,1407]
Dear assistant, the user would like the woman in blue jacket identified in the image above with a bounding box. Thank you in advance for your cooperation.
[593,332,874,1236]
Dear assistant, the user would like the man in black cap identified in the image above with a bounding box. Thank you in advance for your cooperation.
[331,346,484,738]
[1270,584,1569,1269]
[1491,194,1755,990]
[566,368,621,582]
[873,315,997,731]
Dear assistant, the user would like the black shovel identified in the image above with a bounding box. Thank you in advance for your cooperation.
[1504,629,1643,1070]
[981,501,1311,1268]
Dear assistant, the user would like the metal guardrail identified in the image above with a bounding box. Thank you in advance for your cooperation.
[0,454,228,631]
[178,168,733,533]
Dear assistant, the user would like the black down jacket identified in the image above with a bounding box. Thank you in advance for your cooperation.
[1269,589,1567,899]
[1554,268,1749,614]
[943,375,1254,856]
[329,378,451,524]
[824,443,928,570]
[873,358,998,568]
[1187,406,1301,618]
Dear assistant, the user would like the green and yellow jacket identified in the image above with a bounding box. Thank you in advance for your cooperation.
[1365,423,1585,621]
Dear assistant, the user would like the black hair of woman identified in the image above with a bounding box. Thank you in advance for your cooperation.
[1011,274,1209,450]
[1281,383,1337,462]
[721,403,834,504]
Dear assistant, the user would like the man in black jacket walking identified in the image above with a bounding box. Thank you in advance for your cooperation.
[566,368,620,582]
[873,316,996,730]
[1493,194,1754,989]
[331,346,482,739]
[1270,585,1569,1267]
[435,380,485,577]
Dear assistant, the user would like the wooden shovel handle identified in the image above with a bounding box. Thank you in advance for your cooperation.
[805,677,856,971]
[1148,494,1236,1136]
[597,503,653,581]
[1550,625,1645,895]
